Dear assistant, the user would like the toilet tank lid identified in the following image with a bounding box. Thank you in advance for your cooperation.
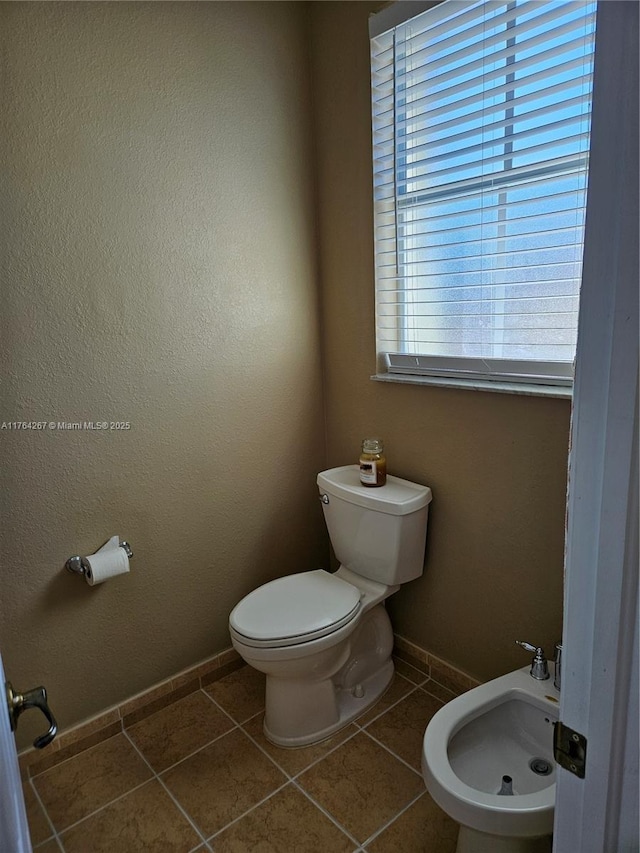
[317,465,432,516]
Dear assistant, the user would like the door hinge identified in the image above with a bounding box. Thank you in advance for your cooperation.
[554,720,587,778]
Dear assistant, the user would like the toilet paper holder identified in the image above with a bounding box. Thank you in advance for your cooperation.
[66,541,133,577]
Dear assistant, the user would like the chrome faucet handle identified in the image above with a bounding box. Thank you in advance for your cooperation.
[515,640,550,681]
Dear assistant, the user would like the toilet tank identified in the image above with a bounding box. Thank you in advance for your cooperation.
[317,465,432,585]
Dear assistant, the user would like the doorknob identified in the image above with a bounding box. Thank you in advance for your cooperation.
[5,681,57,749]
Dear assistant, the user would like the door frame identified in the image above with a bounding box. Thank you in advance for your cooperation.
[553,2,639,850]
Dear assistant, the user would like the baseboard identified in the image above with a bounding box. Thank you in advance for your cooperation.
[18,646,243,780]
[393,634,481,695]
[19,635,481,779]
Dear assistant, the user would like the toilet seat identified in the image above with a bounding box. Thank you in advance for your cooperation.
[229,570,362,649]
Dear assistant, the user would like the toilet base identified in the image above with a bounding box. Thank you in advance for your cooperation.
[261,604,396,748]
[264,656,394,748]
[456,826,552,853]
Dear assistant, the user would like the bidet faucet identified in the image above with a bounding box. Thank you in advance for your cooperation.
[515,641,549,680]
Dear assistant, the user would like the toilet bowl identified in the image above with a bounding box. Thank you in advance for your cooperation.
[422,666,559,853]
[230,568,396,746]
[229,465,432,747]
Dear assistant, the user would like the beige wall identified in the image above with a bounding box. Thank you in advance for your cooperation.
[309,1,570,682]
[1,1,328,748]
[2,0,572,749]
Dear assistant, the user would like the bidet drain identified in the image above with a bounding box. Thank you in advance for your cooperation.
[529,758,553,776]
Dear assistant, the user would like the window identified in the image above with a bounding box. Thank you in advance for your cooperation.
[370,0,597,388]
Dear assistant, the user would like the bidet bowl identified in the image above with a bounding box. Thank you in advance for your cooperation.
[422,666,559,840]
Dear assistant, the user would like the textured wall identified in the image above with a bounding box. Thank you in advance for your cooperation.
[308,1,570,682]
[1,1,327,748]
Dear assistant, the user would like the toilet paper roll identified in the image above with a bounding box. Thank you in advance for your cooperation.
[85,536,130,586]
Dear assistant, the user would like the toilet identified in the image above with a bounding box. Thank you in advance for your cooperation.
[229,464,432,747]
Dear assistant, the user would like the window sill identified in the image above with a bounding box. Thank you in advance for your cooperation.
[371,373,572,399]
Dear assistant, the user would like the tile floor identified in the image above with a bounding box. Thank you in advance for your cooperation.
[23,659,459,852]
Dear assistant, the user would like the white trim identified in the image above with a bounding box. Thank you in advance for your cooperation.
[384,353,573,386]
[553,0,639,850]
[0,654,31,851]
[370,0,595,387]
[368,0,442,38]
[371,372,572,399]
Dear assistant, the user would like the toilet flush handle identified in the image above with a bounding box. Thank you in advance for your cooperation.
[319,494,330,504]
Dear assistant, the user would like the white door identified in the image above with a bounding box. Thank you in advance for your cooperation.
[0,653,33,853]
[553,1,639,851]
[0,651,58,852]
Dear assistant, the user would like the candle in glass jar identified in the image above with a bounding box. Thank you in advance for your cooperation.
[359,438,386,487]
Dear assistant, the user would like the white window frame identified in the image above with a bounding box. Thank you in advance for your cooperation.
[369,0,597,396]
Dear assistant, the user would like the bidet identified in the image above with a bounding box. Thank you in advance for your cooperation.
[422,666,559,853]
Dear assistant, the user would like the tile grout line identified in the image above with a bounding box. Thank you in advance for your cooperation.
[421,677,457,703]
[196,684,345,783]
[41,688,229,784]
[28,667,454,850]
[198,685,252,727]
[352,678,423,731]
[23,661,236,782]
[26,666,442,782]
[122,684,253,778]
[22,658,445,779]
[45,776,155,840]
[290,778,363,850]
[27,775,60,848]
[240,707,264,725]
[285,712,431,852]
[395,653,465,699]
[360,788,428,849]
[32,687,252,847]
[127,720,238,776]
[34,836,64,853]
[359,725,426,778]
[121,728,209,848]
[203,671,436,845]
[239,717,363,783]
[32,834,64,853]
[197,691,365,847]
[289,727,363,781]
[26,717,125,780]
[397,667,430,685]
[204,778,292,845]
[236,721,300,781]
[194,697,360,843]
[220,670,425,783]
[412,681,448,708]
[127,691,294,848]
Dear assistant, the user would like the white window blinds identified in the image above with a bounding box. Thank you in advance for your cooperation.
[370,0,597,385]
